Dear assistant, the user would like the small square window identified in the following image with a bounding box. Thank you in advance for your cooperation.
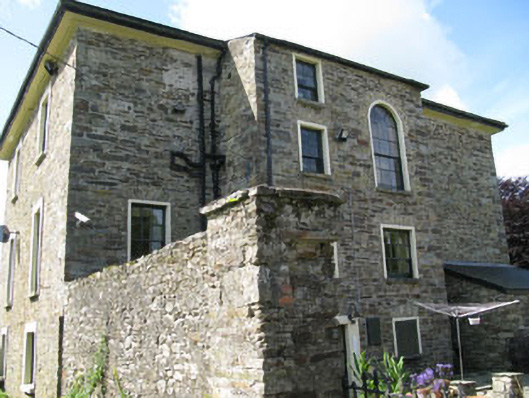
[297,122,330,175]
[21,323,36,394]
[128,201,171,261]
[293,55,324,103]
[381,226,417,279]
[393,318,422,358]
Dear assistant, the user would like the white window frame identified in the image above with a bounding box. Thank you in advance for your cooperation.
[332,241,339,278]
[392,317,422,358]
[35,87,51,165]
[11,144,21,202]
[5,234,17,308]
[0,327,8,381]
[297,121,331,175]
[21,322,37,394]
[380,224,418,279]
[28,198,44,298]
[293,53,325,103]
[127,200,171,261]
[367,100,411,191]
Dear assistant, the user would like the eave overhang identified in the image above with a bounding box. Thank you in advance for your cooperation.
[422,99,508,135]
[0,0,225,160]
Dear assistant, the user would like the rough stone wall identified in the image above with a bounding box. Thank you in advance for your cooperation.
[63,186,349,397]
[0,43,77,398]
[65,28,221,279]
[219,37,265,195]
[248,39,513,366]
[445,274,529,372]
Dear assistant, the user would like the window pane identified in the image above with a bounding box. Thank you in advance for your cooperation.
[0,334,5,378]
[395,319,420,357]
[131,204,167,260]
[296,60,318,101]
[384,229,413,278]
[24,332,35,384]
[40,100,48,153]
[301,127,324,174]
[370,105,405,190]
[7,239,15,305]
[31,209,41,295]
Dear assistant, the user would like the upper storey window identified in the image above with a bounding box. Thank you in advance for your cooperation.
[369,104,409,191]
[297,121,331,175]
[293,55,324,103]
[36,89,50,165]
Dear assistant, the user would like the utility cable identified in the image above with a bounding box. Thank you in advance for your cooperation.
[0,24,76,70]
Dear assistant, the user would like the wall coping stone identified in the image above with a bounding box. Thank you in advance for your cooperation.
[200,184,344,216]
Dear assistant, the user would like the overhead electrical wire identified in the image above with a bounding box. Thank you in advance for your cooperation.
[0,24,76,70]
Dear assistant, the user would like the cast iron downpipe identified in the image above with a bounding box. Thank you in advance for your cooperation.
[196,55,207,231]
[209,50,225,199]
[262,39,273,186]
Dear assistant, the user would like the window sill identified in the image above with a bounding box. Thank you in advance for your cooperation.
[28,292,39,301]
[5,304,12,311]
[21,383,35,395]
[402,354,422,361]
[296,98,325,109]
[376,187,412,196]
[385,277,419,285]
[34,152,46,166]
[11,194,18,204]
[300,171,332,180]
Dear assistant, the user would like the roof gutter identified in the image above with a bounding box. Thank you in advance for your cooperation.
[0,0,226,152]
[250,33,430,92]
[423,99,508,131]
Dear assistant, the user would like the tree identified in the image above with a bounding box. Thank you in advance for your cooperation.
[498,177,529,268]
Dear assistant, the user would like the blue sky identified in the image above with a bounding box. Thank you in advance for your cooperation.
[0,0,528,222]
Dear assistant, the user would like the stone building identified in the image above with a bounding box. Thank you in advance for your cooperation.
[0,0,517,397]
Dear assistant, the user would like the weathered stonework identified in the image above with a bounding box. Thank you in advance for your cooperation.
[0,6,515,398]
[63,186,344,397]
[0,41,77,396]
[445,274,529,372]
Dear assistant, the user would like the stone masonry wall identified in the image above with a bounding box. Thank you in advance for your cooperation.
[445,274,529,372]
[0,42,77,398]
[62,186,350,398]
[65,28,221,279]
[232,38,510,367]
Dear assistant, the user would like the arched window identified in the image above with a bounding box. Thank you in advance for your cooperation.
[369,105,406,191]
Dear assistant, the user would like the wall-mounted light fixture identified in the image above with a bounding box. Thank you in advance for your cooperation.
[44,60,58,76]
[0,225,19,243]
[335,128,349,142]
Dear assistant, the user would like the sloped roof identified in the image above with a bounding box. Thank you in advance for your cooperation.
[444,261,529,294]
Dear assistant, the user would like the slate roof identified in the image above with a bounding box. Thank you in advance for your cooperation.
[444,261,529,294]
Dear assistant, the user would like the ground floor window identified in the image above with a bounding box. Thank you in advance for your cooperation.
[393,317,422,358]
[128,200,171,261]
[0,327,7,383]
[21,322,36,394]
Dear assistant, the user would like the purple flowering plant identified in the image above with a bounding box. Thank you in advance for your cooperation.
[411,364,453,392]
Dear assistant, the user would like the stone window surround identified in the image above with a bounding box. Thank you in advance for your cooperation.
[127,199,171,262]
[21,321,36,395]
[379,224,418,280]
[297,121,332,176]
[5,234,17,308]
[0,326,7,381]
[392,316,422,358]
[367,100,411,192]
[292,53,325,104]
[10,144,22,203]
[29,197,44,299]
[35,85,51,166]
[334,315,361,391]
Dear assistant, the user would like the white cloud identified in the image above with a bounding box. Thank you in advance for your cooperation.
[429,84,468,110]
[494,144,529,178]
[169,0,467,93]
[16,0,40,8]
